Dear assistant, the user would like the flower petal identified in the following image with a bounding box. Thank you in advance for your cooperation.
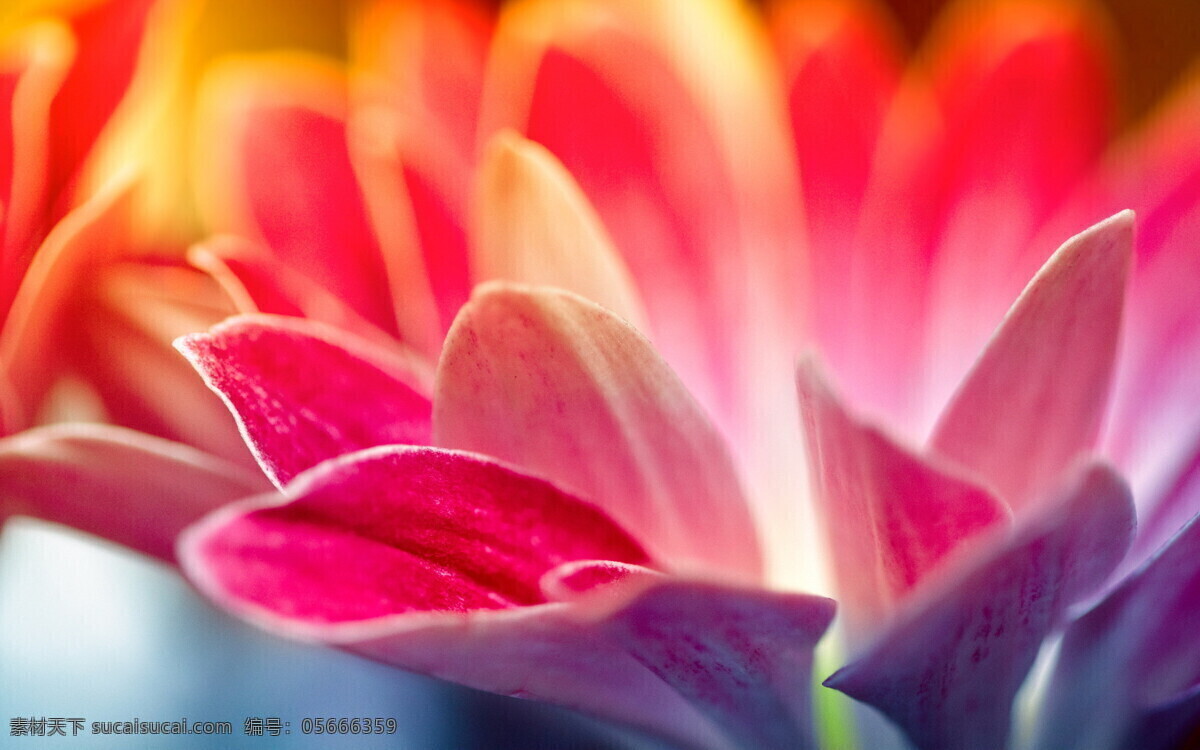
[187,235,402,352]
[66,260,254,470]
[768,0,903,334]
[175,314,432,487]
[473,130,647,329]
[350,0,492,163]
[796,358,1009,638]
[599,580,835,750]
[0,20,71,283]
[44,0,158,206]
[435,283,762,580]
[181,445,652,622]
[193,55,397,335]
[0,423,265,561]
[1081,76,1200,511]
[929,212,1132,511]
[180,445,832,750]
[826,463,1135,750]
[917,0,1115,413]
[1034,502,1200,749]
[481,0,803,428]
[0,174,134,432]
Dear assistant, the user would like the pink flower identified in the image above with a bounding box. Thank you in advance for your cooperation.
[1,0,1198,748]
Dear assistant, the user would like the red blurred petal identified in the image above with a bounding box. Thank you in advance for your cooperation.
[176,314,432,487]
[194,57,396,335]
[435,284,762,580]
[769,0,904,346]
[919,0,1116,414]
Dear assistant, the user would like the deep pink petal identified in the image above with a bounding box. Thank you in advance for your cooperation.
[796,358,1009,638]
[929,212,1132,511]
[176,314,432,487]
[194,57,397,335]
[180,447,831,749]
[917,0,1115,411]
[1035,501,1200,750]
[827,464,1135,750]
[435,284,762,580]
[181,445,652,622]
[0,423,265,561]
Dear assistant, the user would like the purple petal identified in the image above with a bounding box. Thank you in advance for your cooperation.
[826,464,1135,750]
[1034,500,1200,750]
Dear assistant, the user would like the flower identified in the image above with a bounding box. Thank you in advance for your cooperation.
[0,0,1198,749]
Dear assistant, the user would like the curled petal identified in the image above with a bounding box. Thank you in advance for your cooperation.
[473,130,647,329]
[826,464,1135,750]
[435,283,762,579]
[180,445,652,622]
[0,174,135,432]
[180,446,832,750]
[797,358,1009,637]
[176,314,432,487]
[0,423,265,561]
[929,212,1132,511]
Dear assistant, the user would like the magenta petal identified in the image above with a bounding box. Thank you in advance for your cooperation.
[929,212,1132,511]
[181,445,651,623]
[797,359,1009,636]
[181,449,831,749]
[1034,504,1200,750]
[0,424,265,561]
[435,283,762,579]
[176,314,432,487]
[601,581,835,750]
[825,464,1135,750]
